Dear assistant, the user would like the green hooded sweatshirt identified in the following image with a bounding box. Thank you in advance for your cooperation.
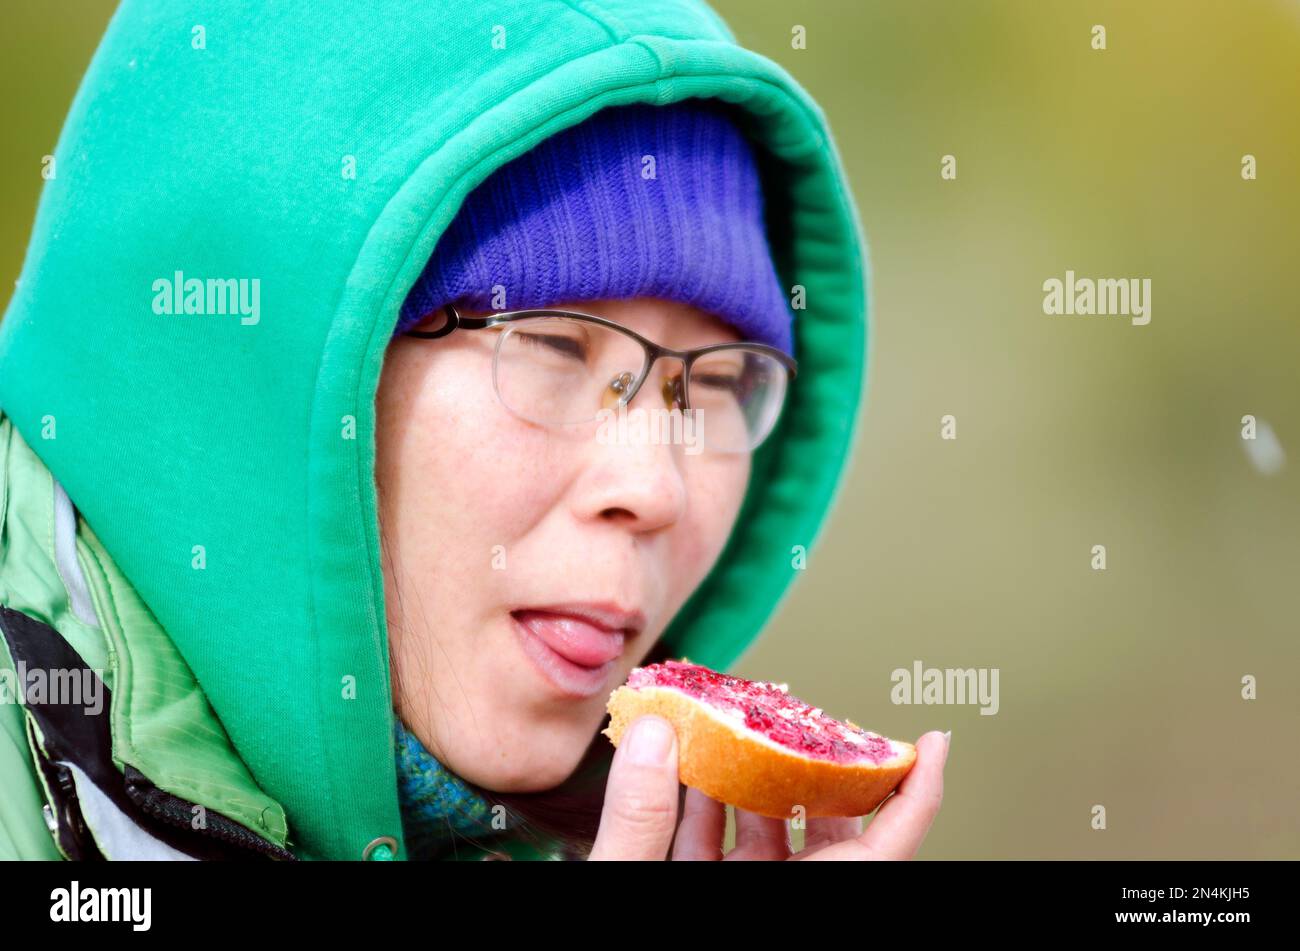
[0,0,868,861]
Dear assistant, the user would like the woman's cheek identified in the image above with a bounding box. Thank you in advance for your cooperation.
[683,460,749,586]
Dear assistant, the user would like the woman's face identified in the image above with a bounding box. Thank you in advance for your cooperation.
[376,297,752,791]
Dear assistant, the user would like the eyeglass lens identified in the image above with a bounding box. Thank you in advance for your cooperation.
[491,316,787,452]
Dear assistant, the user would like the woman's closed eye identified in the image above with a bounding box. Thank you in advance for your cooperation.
[691,371,743,395]
[517,331,587,361]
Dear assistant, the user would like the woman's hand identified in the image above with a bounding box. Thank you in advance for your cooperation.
[587,716,949,860]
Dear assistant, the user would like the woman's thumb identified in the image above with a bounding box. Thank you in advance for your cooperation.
[588,716,680,860]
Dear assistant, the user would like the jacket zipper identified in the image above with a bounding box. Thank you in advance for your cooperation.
[124,766,298,861]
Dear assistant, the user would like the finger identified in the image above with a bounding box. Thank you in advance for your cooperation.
[670,787,726,860]
[795,730,948,861]
[725,807,792,860]
[855,730,948,859]
[588,716,682,861]
[799,815,863,856]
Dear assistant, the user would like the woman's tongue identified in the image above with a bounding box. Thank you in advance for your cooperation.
[511,610,625,668]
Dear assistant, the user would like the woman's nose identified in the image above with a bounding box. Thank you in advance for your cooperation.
[581,438,688,532]
[581,360,690,532]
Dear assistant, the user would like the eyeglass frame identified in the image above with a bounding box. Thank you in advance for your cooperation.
[406,302,798,445]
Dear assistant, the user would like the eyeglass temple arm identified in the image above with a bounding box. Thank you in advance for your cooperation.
[404,303,497,339]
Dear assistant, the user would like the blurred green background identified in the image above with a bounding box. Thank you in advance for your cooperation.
[3,1,1296,858]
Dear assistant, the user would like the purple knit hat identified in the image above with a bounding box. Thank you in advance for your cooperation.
[395,99,794,356]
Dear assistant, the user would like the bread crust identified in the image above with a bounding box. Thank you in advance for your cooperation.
[602,685,917,819]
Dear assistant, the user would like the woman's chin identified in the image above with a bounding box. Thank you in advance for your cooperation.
[472,769,573,795]
[444,732,587,789]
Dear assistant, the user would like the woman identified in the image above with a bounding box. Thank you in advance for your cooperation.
[0,1,945,861]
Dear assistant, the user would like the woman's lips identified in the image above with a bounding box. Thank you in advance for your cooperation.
[512,609,626,666]
[510,610,626,698]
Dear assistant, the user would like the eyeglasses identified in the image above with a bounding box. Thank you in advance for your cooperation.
[407,303,798,454]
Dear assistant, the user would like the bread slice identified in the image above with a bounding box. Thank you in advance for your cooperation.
[602,660,916,819]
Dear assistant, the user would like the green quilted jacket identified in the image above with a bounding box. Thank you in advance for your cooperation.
[0,0,868,860]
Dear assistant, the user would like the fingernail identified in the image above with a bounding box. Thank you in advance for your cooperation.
[943,730,952,749]
[626,717,674,765]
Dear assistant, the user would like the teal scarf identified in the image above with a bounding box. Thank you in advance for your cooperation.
[393,716,501,859]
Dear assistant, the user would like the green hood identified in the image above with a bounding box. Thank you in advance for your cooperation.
[0,0,868,860]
